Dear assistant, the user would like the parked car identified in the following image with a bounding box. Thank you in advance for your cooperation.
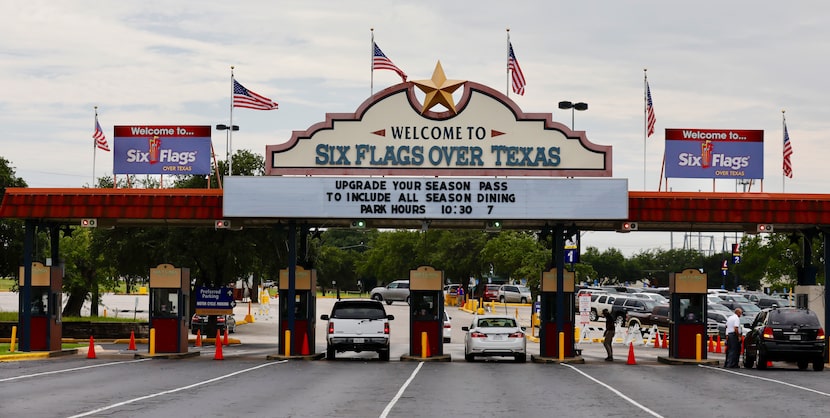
[370,280,410,305]
[463,315,527,362]
[443,284,460,296]
[743,307,826,371]
[610,297,656,328]
[320,299,395,361]
[589,293,627,322]
[475,284,501,302]
[632,292,668,304]
[497,284,531,304]
[626,304,671,334]
[190,314,236,335]
[443,311,452,343]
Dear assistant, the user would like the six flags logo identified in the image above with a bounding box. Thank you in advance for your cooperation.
[125,136,197,164]
[676,140,750,169]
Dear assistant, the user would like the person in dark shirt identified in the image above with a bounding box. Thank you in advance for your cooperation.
[603,309,615,361]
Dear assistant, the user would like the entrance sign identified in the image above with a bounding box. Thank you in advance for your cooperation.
[265,80,612,178]
[224,177,628,220]
[664,128,764,179]
[113,125,212,175]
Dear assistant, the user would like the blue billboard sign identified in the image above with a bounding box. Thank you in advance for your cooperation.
[664,129,764,179]
[112,125,212,175]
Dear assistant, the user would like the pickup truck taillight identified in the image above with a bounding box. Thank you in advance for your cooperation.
[328,322,334,335]
[384,322,390,334]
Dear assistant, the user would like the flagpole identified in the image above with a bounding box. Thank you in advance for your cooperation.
[506,28,511,98]
[643,69,648,190]
[782,109,786,193]
[370,28,374,96]
[93,106,98,186]
[229,66,235,177]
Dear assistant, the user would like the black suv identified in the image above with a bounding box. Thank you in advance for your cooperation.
[743,307,826,371]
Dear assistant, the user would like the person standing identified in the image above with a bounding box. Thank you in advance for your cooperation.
[603,309,615,361]
[457,285,465,307]
[724,307,743,368]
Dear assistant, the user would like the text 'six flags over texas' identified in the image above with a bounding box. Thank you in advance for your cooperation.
[373,42,407,82]
[93,114,110,152]
[233,79,279,110]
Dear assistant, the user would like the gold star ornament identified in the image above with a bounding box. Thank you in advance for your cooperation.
[412,61,466,114]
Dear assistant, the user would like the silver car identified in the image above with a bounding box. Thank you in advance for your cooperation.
[370,280,410,305]
[497,284,531,304]
[463,315,527,362]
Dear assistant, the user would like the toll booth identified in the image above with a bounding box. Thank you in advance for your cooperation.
[149,264,190,354]
[18,262,62,351]
[278,266,317,355]
[669,268,708,360]
[539,268,576,358]
[409,266,444,357]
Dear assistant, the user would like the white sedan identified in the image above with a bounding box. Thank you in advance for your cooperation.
[463,315,527,362]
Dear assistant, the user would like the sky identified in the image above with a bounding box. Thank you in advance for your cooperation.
[1,1,829,256]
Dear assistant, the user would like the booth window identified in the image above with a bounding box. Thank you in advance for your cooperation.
[151,288,179,318]
[30,288,49,315]
[679,297,703,323]
[281,293,309,319]
[414,294,438,320]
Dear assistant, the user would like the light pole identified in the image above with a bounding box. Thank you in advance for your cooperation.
[216,124,239,175]
[557,101,588,130]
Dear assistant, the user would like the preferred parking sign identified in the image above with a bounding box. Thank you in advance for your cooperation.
[195,287,235,315]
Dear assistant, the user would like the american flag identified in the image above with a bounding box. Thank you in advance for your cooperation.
[233,79,279,110]
[93,116,110,152]
[373,42,407,82]
[646,82,656,137]
[783,121,793,178]
[508,42,526,96]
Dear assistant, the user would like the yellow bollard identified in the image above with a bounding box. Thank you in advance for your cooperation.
[530,313,536,337]
[245,300,255,323]
[10,325,17,352]
[515,308,519,319]
[421,331,429,358]
[285,330,292,357]
[559,331,565,361]
[696,333,702,362]
[575,326,581,343]
[149,328,156,356]
[103,309,107,318]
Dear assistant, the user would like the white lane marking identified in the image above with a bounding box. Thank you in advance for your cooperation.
[0,359,151,383]
[379,362,424,418]
[698,364,830,397]
[561,363,664,418]
[66,360,288,418]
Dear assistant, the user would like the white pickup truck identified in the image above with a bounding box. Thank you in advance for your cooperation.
[320,299,395,361]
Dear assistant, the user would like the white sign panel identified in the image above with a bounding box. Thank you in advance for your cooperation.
[224,177,627,220]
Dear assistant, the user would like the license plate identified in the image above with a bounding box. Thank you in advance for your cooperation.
[492,335,506,341]
[353,338,364,344]
[789,335,801,341]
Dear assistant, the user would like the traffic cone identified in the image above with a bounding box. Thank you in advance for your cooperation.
[301,333,310,355]
[626,342,637,365]
[223,328,229,346]
[195,330,202,347]
[128,331,137,351]
[653,331,660,348]
[715,335,723,353]
[661,332,668,349]
[214,330,224,360]
[707,335,714,353]
[87,336,97,359]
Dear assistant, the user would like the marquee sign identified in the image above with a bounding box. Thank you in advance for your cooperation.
[113,125,212,175]
[224,176,628,221]
[265,63,612,178]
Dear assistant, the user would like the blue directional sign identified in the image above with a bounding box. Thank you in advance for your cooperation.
[195,287,236,315]
[733,255,741,264]
[565,245,579,264]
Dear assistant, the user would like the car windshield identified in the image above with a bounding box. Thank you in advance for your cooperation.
[738,303,761,314]
[332,302,386,319]
[477,318,517,328]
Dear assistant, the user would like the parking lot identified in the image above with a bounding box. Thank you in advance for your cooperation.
[2,293,830,417]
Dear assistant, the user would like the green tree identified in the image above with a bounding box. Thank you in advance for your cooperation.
[0,156,28,278]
